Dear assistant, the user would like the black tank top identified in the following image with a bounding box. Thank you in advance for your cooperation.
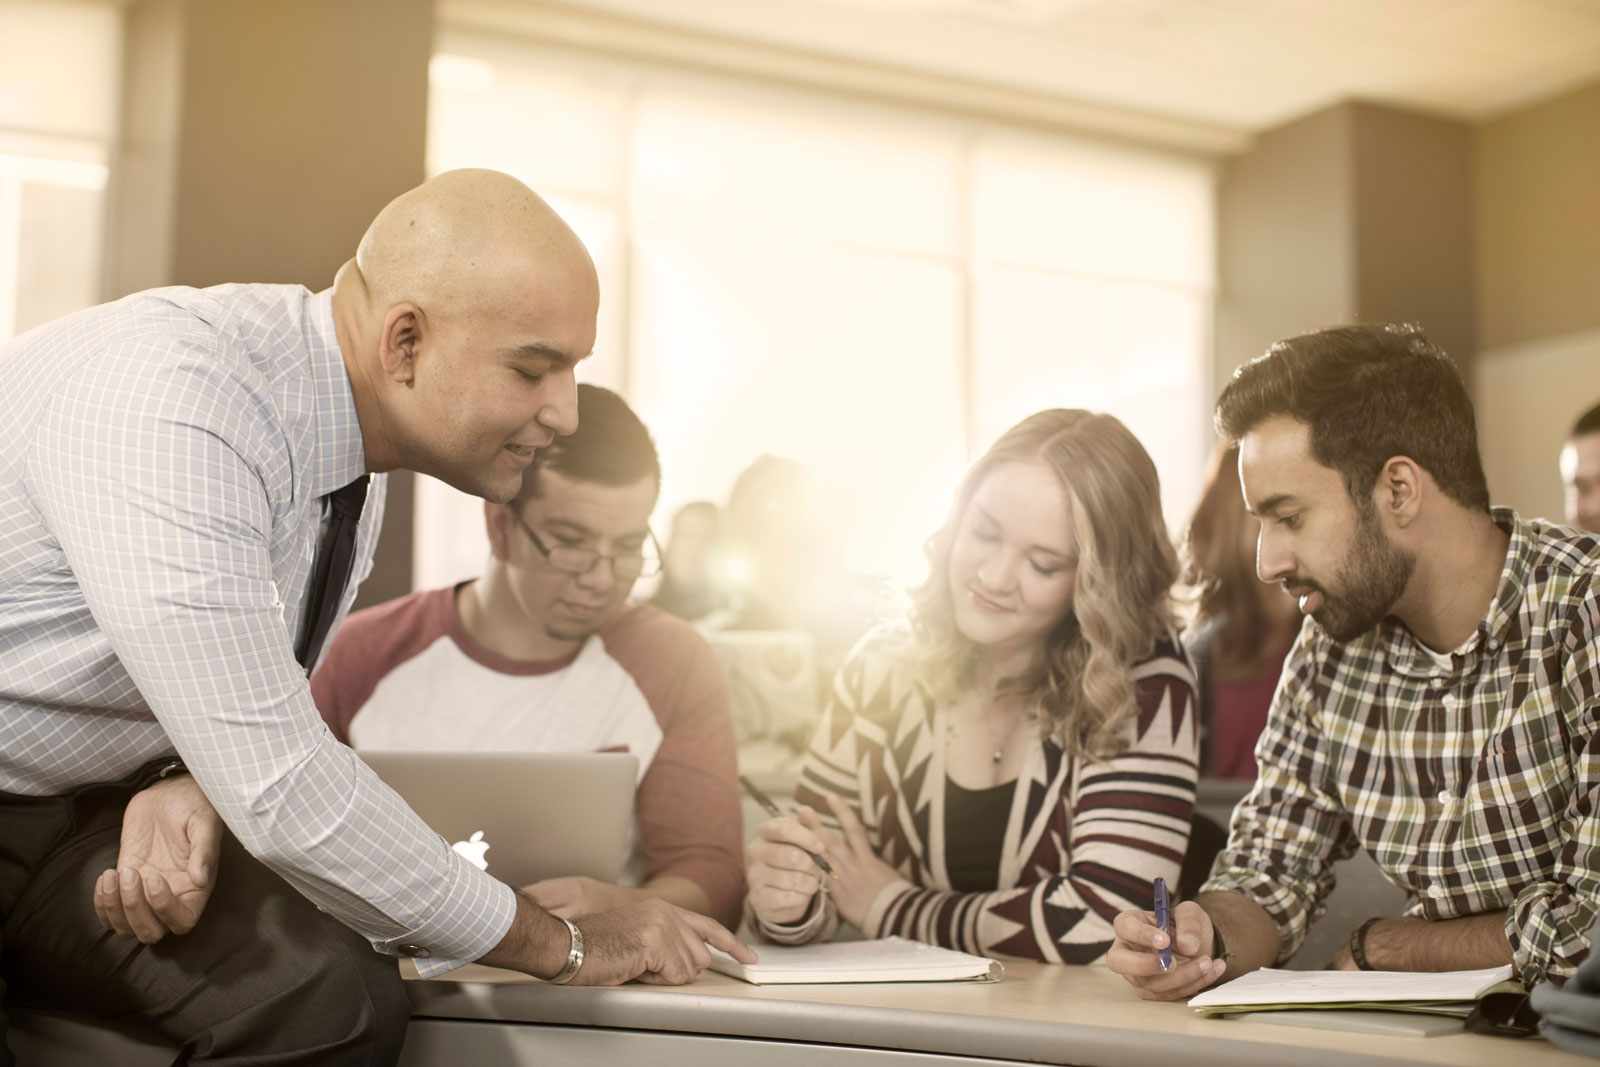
[944,776,1014,892]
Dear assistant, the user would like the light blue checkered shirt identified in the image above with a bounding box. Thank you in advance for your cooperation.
[0,284,515,976]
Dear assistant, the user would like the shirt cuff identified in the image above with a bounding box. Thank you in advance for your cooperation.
[1201,867,1312,964]
[369,861,518,975]
[752,887,836,945]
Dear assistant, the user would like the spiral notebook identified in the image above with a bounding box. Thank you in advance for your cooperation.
[709,937,1004,985]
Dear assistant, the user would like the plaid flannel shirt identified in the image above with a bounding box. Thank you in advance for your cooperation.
[1203,509,1600,986]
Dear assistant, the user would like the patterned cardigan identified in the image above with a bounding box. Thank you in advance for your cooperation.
[753,624,1200,963]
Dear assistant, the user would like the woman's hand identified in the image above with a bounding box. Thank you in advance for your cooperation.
[816,794,902,932]
[745,808,830,926]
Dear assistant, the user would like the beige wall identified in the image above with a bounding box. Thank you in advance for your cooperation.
[1474,79,1600,521]
[1214,102,1475,399]
[1215,85,1600,526]
[107,0,432,606]
[1349,105,1475,371]
[1477,328,1600,521]
[1213,105,1352,391]
[1476,80,1600,353]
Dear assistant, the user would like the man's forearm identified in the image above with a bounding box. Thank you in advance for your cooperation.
[643,875,713,917]
[476,890,573,977]
[1197,891,1283,981]
[1361,912,1512,972]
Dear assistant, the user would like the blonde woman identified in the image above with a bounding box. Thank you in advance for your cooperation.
[744,409,1199,962]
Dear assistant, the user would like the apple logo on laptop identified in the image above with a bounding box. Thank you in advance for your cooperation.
[451,830,490,871]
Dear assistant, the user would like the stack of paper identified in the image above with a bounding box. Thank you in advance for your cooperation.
[709,937,1004,985]
[1189,965,1518,1017]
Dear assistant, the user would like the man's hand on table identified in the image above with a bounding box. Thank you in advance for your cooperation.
[482,892,757,986]
[1106,900,1227,1001]
[94,772,223,943]
[575,899,756,985]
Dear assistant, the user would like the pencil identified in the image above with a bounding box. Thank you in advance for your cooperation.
[739,774,839,879]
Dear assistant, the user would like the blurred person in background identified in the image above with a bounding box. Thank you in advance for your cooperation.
[719,454,883,683]
[743,410,1198,963]
[1182,442,1302,779]
[650,500,728,623]
[1560,401,1600,532]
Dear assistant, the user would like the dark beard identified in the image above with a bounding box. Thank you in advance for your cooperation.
[1314,507,1415,642]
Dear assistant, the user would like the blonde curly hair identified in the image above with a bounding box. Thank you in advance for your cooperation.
[907,409,1178,763]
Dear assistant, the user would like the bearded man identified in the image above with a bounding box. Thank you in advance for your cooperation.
[1107,323,1600,997]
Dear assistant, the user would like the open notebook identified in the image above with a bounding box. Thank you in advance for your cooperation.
[1188,964,1517,1017]
[710,937,1003,985]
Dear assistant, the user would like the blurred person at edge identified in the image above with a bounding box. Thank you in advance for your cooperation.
[1560,401,1600,532]
[1181,441,1301,779]
[743,410,1199,962]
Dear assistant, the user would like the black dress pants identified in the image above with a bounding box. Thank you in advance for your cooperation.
[0,777,411,1066]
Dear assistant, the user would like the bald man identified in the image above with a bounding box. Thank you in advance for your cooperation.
[0,169,752,1066]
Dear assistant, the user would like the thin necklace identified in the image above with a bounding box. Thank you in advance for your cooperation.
[985,702,1031,764]
[949,692,1024,765]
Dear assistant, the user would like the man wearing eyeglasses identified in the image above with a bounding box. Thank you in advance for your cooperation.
[312,384,745,928]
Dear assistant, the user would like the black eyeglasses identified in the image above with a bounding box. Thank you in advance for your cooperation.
[510,510,662,580]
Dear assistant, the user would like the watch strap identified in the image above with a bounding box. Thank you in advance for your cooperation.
[132,756,188,793]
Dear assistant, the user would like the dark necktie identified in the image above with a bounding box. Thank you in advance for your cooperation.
[295,475,370,673]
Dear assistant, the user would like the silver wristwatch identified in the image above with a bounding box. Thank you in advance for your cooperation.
[547,915,585,985]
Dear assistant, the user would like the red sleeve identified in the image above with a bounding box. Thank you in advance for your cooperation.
[603,606,746,930]
[310,587,455,744]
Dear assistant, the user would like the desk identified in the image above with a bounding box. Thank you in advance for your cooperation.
[402,961,1591,1067]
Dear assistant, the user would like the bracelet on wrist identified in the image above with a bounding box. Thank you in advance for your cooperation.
[1350,917,1382,971]
[546,915,585,985]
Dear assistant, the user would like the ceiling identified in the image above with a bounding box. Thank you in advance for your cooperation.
[540,0,1600,132]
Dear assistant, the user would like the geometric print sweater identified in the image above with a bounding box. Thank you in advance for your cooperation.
[753,623,1200,963]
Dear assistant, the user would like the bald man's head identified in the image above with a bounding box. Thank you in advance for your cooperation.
[334,169,600,503]
[355,169,595,319]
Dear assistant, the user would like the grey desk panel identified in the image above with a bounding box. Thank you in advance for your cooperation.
[406,974,1554,1067]
[401,1020,1026,1067]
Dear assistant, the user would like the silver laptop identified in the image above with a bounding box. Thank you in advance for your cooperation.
[359,750,638,888]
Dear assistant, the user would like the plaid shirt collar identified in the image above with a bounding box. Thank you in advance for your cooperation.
[1378,507,1525,680]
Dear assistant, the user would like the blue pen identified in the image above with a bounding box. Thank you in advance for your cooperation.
[1153,877,1173,972]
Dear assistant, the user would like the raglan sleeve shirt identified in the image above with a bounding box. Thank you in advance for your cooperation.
[624,620,747,929]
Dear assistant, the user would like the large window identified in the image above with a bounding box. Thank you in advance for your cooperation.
[420,28,1214,591]
[0,0,119,341]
